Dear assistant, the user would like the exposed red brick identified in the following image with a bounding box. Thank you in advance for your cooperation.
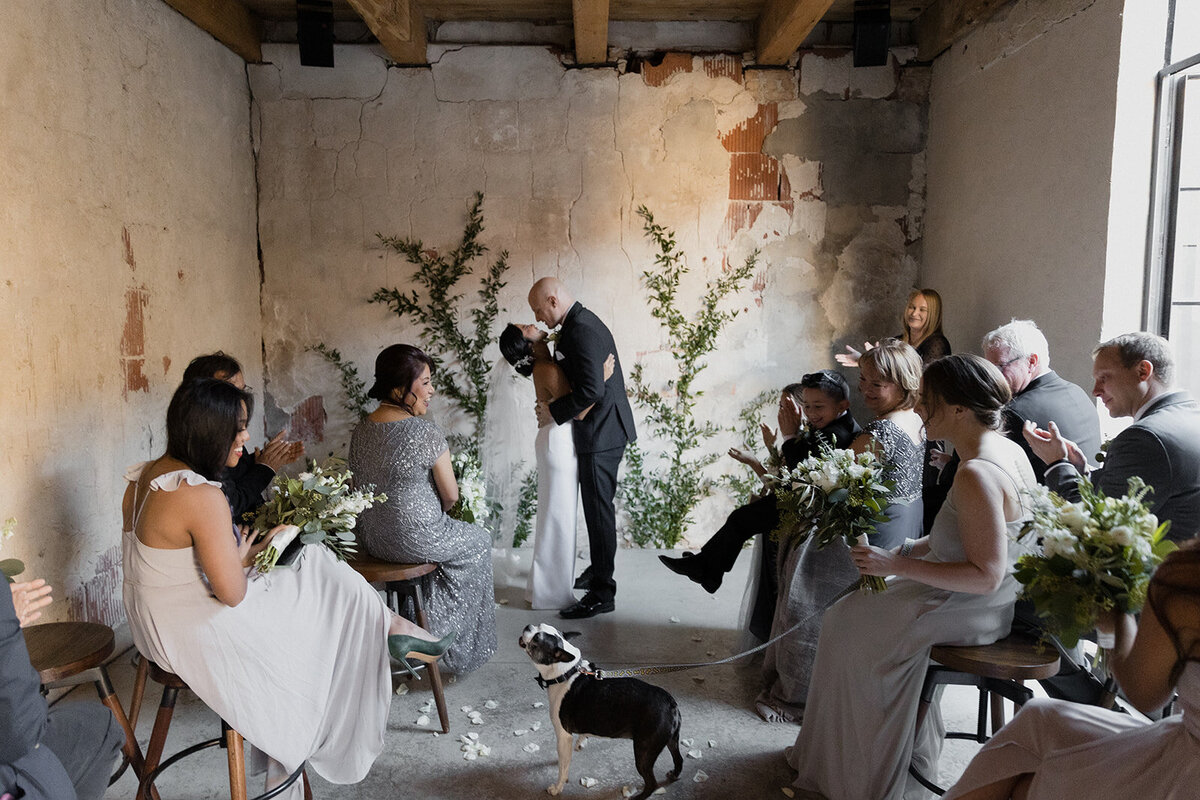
[162,355,171,374]
[702,54,743,84]
[729,153,782,202]
[289,395,326,443]
[641,52,693,87]
[720,202,765,246]
[122,226,136,270]
[121,287,150,396]
[720,103,779,153]
[68,544,123,625]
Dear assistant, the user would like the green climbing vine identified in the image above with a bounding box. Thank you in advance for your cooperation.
[308,343,371,421]
[619,205,758,548]
[715,389,778,506]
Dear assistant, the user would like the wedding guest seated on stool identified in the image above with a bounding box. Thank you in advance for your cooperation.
[1,579,124,800]
[181,352,303,520]
[982,319,1101,485]
[1024,331,1200,545]
[658,371,860,619]
[942,539,1200,800]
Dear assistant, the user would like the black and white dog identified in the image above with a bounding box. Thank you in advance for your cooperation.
[518,623,684,800]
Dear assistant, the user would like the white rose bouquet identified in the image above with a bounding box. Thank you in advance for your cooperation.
[246,458,386,574]
[449,451,490,528]
[1014,476,1175,648]
[766,443,896,592]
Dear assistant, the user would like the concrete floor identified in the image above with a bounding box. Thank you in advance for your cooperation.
[92,548,995,799]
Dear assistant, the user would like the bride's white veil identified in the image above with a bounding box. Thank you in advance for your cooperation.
[481,357,536,549]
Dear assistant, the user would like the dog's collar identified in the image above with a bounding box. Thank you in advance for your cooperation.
[535,662,582,689]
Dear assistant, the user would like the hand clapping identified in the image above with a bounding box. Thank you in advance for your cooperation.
[10,578,54,628]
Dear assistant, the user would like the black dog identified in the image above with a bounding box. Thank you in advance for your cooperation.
[519,623,684,799]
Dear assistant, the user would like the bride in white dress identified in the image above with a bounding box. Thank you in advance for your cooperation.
[122,378,452,797]
[500,324,613,610]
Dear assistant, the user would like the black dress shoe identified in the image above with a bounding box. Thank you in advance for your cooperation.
[573,568,592,591]
[658,553,722,594]
[559,595,615,619]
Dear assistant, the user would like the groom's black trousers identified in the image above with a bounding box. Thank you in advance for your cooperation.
[578,445,624,604]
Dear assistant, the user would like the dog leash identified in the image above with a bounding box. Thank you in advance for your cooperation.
[584,581,861,680]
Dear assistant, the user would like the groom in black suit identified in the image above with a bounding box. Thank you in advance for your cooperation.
[530,278,637,618]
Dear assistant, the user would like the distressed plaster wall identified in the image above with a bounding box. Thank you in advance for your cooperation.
[251,43,928,544]
[0,0,260,623]
[922,0,1129,391]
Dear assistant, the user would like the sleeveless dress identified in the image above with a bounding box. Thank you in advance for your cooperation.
[349,416,497,674]
[121,465,392,796]
[758,417,925,722]
[528,421,579,609]
[787,455,1033,800]
[944,663,1200,798]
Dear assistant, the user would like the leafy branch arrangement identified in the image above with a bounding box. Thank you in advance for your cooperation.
[370,191,509,444]
[511,468,539,548]
[619,206,758,548]
[715,389,777,506]
[308,343,371,421]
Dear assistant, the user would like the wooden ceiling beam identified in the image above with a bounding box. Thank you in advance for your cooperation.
[161,0,262,63]
[346,0,428,63]
[572,0,610,64]
[916,0,1011,61]
[756,0,836,65]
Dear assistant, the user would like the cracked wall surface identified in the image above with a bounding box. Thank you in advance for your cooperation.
[0,0,261,623]
[251,43,929,544]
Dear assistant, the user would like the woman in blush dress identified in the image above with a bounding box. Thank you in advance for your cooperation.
[499,323,613,610]
[349,344,498,675]
[787,355,1035,800]
[123,379,451,800]
[757,340,924,723]
[943,540,1200,800]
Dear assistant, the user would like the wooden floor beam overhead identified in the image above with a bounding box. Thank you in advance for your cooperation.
[572,0,611,64]
[756,0,836,65]
[346,0,428,63]
[162,0,263,63]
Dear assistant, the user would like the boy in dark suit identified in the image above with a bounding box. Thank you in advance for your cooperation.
[660,370,860,636]
[530,278,636,619]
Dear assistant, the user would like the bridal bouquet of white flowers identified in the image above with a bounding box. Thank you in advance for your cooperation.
[246,458,386,574]
[766,443,894,592]
[1,517,23,583]
[1014,476,1175,648]
[449,451,490,527]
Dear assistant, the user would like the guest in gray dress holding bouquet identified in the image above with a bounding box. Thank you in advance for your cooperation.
[757,340,924,723]
[350,344,498,675]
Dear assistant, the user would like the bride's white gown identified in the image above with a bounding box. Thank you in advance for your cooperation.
[527,421,579,610]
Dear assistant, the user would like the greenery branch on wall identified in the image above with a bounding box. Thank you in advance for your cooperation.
[619,206,758,548]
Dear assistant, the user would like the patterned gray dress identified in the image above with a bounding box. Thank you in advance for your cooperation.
[349,417,497,675]
[757,417,924,722]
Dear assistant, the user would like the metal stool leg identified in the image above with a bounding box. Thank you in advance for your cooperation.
[390,578,451,734]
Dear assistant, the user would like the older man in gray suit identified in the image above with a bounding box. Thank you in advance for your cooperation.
[1025,332,1200,544]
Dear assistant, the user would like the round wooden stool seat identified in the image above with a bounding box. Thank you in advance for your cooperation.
[24,621,115,683]
[346,554,437,583]
[147,661,188,689]
[932,633,1060,681]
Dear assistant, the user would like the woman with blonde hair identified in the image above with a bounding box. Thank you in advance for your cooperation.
[837,288,951,367]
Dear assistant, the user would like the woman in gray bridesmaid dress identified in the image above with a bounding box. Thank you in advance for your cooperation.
[350,344,497,675]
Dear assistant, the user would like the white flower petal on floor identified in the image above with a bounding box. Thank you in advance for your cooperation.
[708,740,716,748]
[523,743,540,753]
[530,721,542,730]
[532,701,545,708]
[680,738,693,747]
[484,699,499,709]
[513,729,529,736]
[579,777,597,788]
[415,714,430,726]
[687,749,702,759]
[461,705,473,713]
[693,770,709,783]
[394,684,409,696]
[668,616,680,623]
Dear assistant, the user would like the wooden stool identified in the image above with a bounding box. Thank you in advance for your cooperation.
[347,554,450,733]
[23,621,148,789]
[909,633,1060,795]
[139,661,312,800]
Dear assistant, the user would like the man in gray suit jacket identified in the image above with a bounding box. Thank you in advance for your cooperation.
[1,580,123,800]
[1025,332,1200,544]
[982,320,1102,485]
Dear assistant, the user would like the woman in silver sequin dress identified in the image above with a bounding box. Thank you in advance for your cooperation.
[757,340,925,724]
[349,345,498,675]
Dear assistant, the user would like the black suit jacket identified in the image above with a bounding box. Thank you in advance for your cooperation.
[1004,370,1101,484]
[548,302,636,454]
[781,412,862,469]
[1046,390,1200,544]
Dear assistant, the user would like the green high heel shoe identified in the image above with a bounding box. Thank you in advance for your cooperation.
[388,631,456,680]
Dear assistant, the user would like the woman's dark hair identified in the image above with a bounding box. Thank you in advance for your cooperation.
[500,324,535,378]
[182,351,242,383]
[366,344,435,413]
[1147,539,1200,684]
[798,370,850,404]
[919,354,1011,429]
[167,378,253,480]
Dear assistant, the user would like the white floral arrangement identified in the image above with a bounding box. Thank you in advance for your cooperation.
[449,450,490,527]
[246,458,386,574]
[765,443,895,592]
[1014,476,1175,648]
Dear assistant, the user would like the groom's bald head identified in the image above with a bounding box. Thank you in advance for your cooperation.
[529,277,574,329]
